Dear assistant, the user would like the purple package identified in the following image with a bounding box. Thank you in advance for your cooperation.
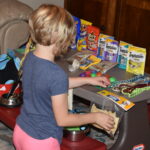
[103,39,119,62]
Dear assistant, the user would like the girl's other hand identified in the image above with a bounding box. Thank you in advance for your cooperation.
[88,76,110,87]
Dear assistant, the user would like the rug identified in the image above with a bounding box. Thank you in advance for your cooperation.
[0,123,15,150]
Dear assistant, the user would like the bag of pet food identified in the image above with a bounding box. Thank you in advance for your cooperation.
[70,16,81,50]
[97,34,114,60]
[126,46,146,75]
[80,19,92,37]
[77,37,87,51]
[77,19,93,51]
[86,25,100,52]
[117,41,131,69]
[103,39,119,62]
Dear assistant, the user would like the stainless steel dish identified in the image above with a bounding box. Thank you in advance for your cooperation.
[0,93,22,108]
[63,126,90,142]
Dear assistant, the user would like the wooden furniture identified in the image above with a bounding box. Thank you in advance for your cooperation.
[64,0,150,74]
[64,0,117,35]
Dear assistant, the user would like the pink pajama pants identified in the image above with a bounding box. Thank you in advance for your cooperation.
[13,124,60,150]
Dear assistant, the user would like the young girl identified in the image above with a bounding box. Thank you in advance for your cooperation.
[13,4,114,150]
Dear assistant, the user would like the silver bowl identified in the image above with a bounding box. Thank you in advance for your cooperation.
[0,93,22,108]
[63,126,90,142]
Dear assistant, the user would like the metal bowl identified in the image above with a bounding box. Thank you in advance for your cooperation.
[63,126,90,142]
[0,93,22,108]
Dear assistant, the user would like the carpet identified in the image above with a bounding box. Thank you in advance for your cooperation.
[0,123,15,150]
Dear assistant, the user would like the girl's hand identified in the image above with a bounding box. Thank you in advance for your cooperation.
[88,76,110,87]
[94,112,115,131]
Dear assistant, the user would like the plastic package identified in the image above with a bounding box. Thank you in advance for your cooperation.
[90,97,124,137]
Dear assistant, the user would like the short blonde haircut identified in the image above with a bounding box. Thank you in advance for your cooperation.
[29,4,75,54]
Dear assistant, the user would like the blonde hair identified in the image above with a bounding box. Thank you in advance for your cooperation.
[29,4,75,54]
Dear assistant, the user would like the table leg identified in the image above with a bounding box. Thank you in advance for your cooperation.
[110,101,150,150]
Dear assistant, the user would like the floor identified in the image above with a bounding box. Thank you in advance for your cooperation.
[0,123,15,150]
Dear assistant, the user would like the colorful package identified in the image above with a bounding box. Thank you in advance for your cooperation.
[91,104,120,136]
[67,50,94,64]
[70,16,81,50]
[73,16,81,42]
[89,61,118,74]
[126,46,146,75]
[86,25,100,52]
[80,19,92,37]
[77,37,87,51]
[77,19,92,51]
[80,55,101,70]
[117,41,131,69]
[97,34,114,60]
[103,39,119,62]
[97,90,135,111]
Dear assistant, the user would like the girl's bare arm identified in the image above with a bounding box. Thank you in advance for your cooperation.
[51,93,114,131]
[69,76,110,89]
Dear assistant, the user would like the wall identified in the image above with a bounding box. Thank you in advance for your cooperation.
[18,0,64,9]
